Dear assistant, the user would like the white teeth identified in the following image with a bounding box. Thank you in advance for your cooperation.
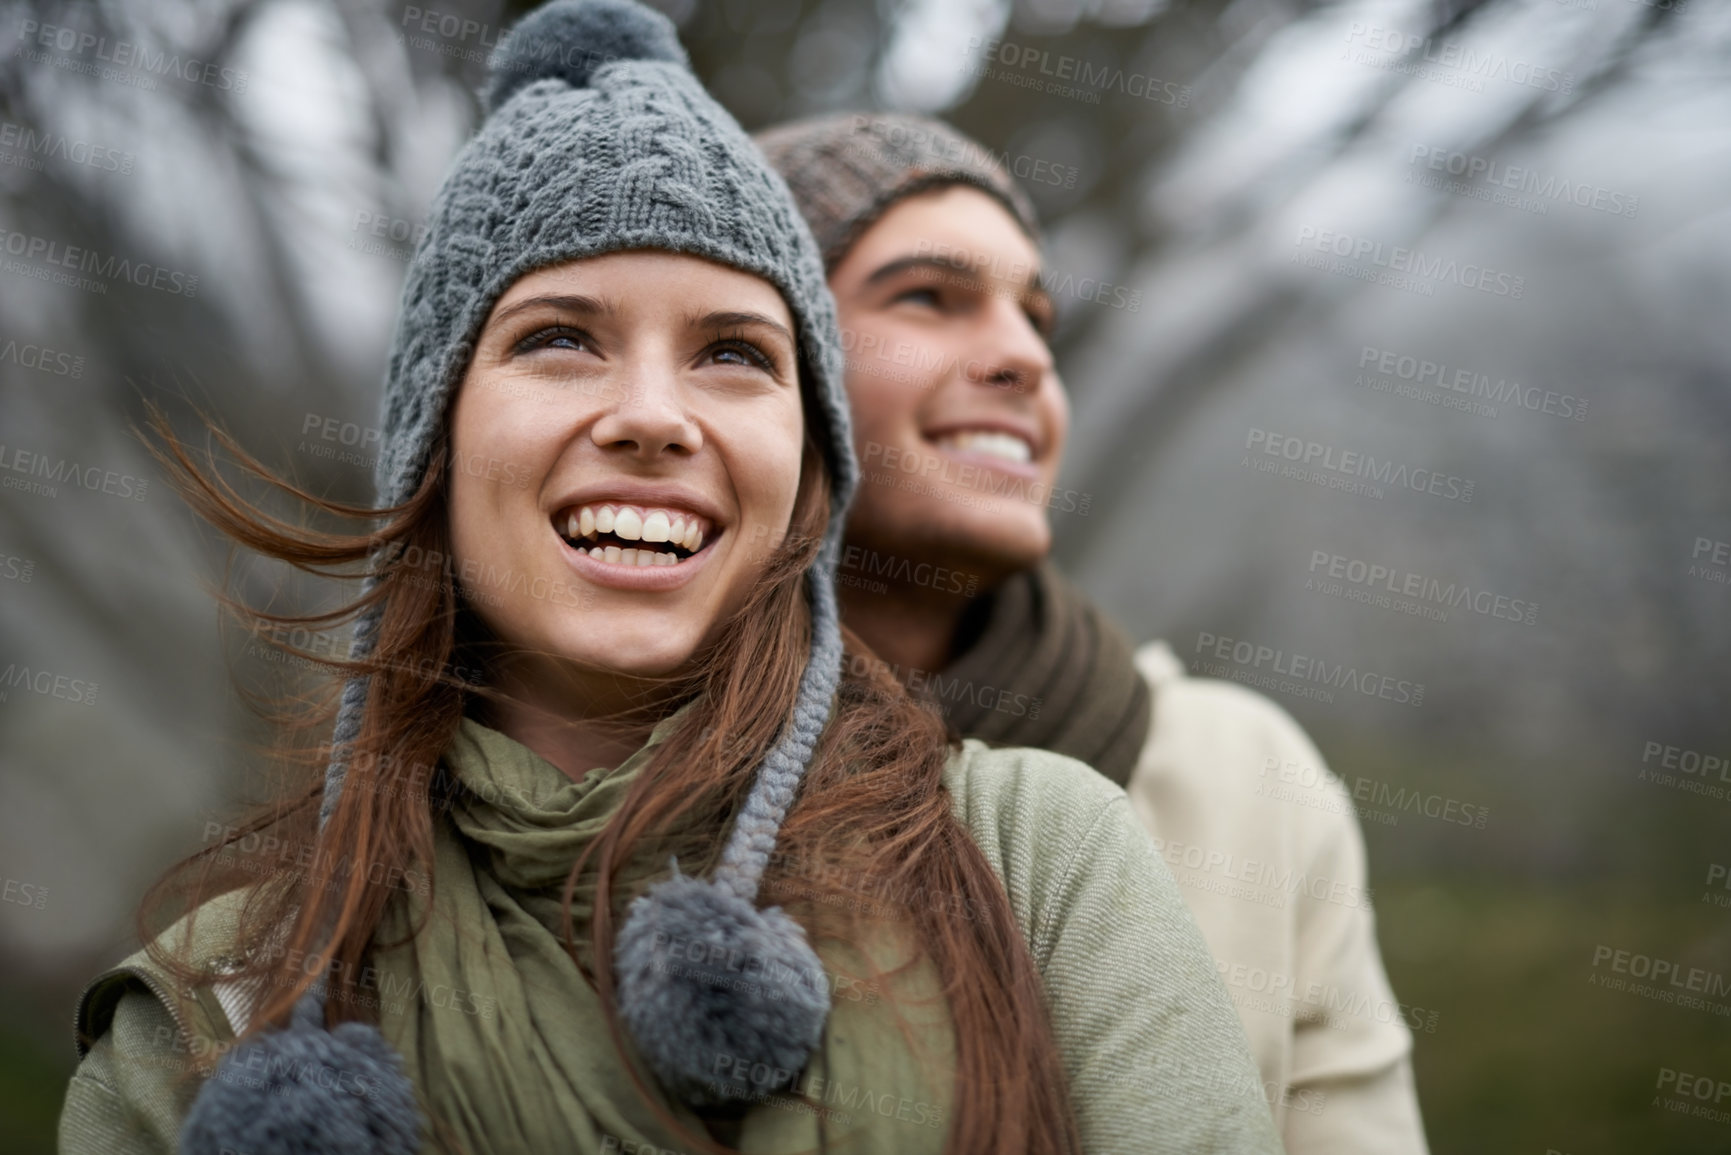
[941,430,1033,464]
[566,503,710,553]
[615,509,646,540]
[578,541,684,566]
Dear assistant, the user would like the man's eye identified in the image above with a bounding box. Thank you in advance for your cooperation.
[893,286,943,308]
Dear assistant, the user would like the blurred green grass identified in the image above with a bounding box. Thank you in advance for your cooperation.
[1,973,78,1155]
[1379,880,1731,1155]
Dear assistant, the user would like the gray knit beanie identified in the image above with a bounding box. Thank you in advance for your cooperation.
[178,2,857,1151]
[754,111,1041,271]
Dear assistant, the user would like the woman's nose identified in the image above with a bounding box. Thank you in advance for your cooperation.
[589,370,703,459]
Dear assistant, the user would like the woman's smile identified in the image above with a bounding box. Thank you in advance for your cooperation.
[552,491,725,591]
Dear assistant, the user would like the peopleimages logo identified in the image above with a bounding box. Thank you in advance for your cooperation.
[1589,944,1731,1012]
[0,336,84,377]
[847,116,1079,189]
[0,441,149,501]
[1,877,48,910]
[0,661,99,706]
[964,36,1192,107]
[347,209,427,262]
[1213,958,1441,1034]
[839,543,980,598]
[1356,345,1588,423]
[1256,756,1492,831]
[910,238,1141,313]
[1342,22,1575,94]
[0,119,134,175]
[15,19,249,93]
[861,440,1092,517]
[1407,145,1638,219]
[1243,428,1475,504]
[1146,834,1375,910]
[1307,549,1539,627]
[1192,631,1426,708]
[1688,536,1731,588]
[0,227,198,298]
[1294,226,1526,299]
[1654,1067,1731,1126]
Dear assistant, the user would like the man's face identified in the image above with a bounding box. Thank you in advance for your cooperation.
[827,186,1070,585]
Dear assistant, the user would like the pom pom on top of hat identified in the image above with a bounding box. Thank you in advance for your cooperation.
[483,0,690,113]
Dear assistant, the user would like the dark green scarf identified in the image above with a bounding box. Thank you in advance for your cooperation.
[938,563,1152,786]
[372,709,955,1155]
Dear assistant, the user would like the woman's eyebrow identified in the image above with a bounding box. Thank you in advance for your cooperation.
[687,309,796,347]
[490,293,613,325]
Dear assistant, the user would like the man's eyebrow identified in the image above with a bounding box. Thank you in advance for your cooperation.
[865,254,1045,295]
[864,255,982,287]
[686,310,797,347]
[489,294,613,325]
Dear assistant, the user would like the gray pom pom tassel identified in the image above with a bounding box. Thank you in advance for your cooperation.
[614,551,847,1104]
[615,867,831,1104]
[179,987,422,1155]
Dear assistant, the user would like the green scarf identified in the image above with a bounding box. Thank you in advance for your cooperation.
[940,563,1152,787]
[372,708,955,1155]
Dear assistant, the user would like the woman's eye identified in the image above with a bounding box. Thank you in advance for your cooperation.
[514,326,589,355]
[710,341,774,372]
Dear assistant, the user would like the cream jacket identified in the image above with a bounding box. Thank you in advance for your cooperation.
[1126,641,1430,1154]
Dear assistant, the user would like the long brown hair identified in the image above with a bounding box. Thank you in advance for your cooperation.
[136,389,1081,1155]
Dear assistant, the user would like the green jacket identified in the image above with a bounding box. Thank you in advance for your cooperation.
[60,738,1283,1154]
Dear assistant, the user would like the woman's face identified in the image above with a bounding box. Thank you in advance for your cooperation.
[447,251,805,703]
[827,186,1069,583]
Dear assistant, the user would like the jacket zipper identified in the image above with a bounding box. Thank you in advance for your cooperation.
[74,964,203,1065]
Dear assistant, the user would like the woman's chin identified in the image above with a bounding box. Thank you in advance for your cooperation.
[544,628,702,683]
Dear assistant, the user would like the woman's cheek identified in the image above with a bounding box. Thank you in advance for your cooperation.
[736,416,804,563]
